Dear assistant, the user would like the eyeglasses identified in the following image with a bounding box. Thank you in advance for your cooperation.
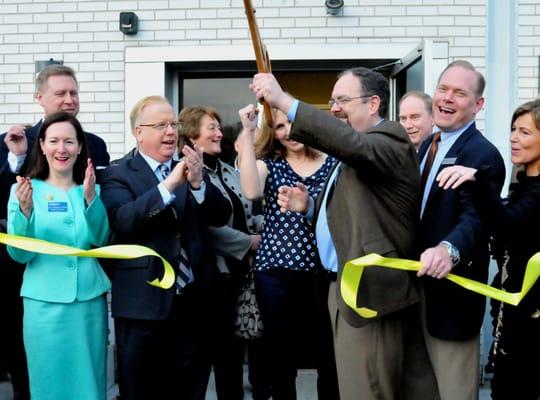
[138,122,178,131]
[328,95,371,107]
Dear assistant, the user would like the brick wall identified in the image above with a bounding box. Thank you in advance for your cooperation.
[0,0,534,159]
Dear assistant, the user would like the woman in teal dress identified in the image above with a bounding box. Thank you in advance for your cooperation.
[6,112,111,400]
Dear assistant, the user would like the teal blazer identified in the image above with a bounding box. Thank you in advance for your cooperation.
[7,179,111,303]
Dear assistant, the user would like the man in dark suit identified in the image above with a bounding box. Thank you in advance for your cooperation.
[252,68,436,399]
[0,64,109,400]
[416,60,505,399]
[100,96,231,400]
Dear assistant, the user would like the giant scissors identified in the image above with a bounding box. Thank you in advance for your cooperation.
[243,0,273,127]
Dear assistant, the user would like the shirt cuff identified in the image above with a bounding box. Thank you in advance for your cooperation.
[287,99,300,122]
[190,180,206,204]
[158,182,175,205]
[303,196,315,221]
[7,152,26,174]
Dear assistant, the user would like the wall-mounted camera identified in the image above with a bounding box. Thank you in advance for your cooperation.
[119,12,138,35]
[325,0,344,16]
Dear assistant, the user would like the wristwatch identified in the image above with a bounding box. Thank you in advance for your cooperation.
[440,241,460,266]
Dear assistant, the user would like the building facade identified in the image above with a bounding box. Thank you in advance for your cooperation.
[0,0,537,166]
[0,0,538,387]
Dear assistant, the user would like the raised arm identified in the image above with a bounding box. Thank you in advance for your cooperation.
[236,104,269,200]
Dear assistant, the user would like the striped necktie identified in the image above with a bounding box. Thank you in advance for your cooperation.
[176,248,191,293]
[157,163,192,292]
[157,163,170,181]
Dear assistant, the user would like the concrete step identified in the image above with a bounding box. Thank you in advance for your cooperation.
[0,371,492,400]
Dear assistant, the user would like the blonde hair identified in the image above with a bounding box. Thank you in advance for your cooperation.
[129,95,170,133]
[438,60,485,99]
[255,108,319,160]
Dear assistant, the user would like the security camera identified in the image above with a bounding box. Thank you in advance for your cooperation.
[325,0,344,15]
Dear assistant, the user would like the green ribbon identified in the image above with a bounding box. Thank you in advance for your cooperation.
[0,232,175,289]
[341,253,540,318]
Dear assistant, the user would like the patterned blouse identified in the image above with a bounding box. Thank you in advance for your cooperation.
[255,155,335,272]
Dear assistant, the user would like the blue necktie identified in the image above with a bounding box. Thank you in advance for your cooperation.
[158,163,170,181]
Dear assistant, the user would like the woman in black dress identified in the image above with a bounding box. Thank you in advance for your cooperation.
[437,99,540,400]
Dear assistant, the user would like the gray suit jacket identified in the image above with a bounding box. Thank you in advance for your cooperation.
[290,102,421,327]
[205,160,263,273]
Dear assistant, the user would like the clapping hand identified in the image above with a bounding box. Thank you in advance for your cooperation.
[15,176,33,218]
[182,144,204,189]
[5,125,28,156]
[83,158,96,205]
[277,182,310,214]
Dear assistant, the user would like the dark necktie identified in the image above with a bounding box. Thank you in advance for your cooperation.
[157,163,192,292]
[420,132,441,191]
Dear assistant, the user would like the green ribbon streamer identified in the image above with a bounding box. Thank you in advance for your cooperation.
[341,253,540,318]
[0,232,175,289]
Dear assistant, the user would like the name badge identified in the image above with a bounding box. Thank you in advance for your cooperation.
[441,157,457,166]
[48,201,68,212]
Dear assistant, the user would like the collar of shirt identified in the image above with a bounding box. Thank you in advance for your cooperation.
[437,119,474,142]
[420,119,475,217]
[138,150,172,176]
[373,118,384,127]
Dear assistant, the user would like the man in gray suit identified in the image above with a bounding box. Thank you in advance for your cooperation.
[251,68,436,400]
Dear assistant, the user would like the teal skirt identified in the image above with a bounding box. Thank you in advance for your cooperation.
[23,295,108,400]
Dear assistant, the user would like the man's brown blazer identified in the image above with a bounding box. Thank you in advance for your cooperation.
[289,101,421,327]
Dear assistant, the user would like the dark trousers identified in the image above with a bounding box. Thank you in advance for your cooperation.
[254,268,339,400]
[115,288,208,400]
[207,274,245,400]
[491,309,540,400]
[0,260,30,400]
[204,274,271,400]
[210,334,272,400]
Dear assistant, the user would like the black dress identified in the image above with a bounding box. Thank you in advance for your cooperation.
[471,170,540,400]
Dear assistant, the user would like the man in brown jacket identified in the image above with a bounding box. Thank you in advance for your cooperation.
[251,68,436,399]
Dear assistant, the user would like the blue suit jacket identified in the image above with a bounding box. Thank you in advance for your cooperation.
[100,153,231,320]
[7,181,111,302]
[418,122,505,340]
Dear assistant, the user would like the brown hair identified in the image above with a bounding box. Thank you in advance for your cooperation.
[35,65,78,97]
[178,105,221,150]
[511,99,540,130]
[25,112,89,184]
[512,99,540,174]
[254,108,319,160]
[437,60,485,99]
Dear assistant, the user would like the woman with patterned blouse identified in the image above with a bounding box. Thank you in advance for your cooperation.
[237,104,339,400]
